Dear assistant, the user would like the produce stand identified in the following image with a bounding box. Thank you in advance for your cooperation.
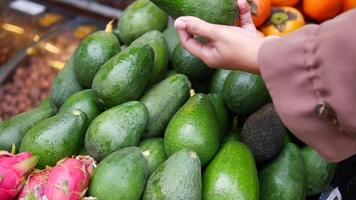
[0,0,354,200]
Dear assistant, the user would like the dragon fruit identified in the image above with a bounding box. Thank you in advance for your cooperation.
[43,156,96,200]
[0,151,39,200]
[18,167,52,200]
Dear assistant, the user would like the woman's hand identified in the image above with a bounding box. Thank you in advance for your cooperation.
[174,0,275,74]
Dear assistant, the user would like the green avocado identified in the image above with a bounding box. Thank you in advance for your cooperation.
[140,74,190,138]
[210,69,231,95]
[130,30,169,84]
[0,99,57,152]
[89,147,149,200]
[223,71,269,115]
[163,26,180,59]
[51,57,84,107]
[150,0,237,25]
[302,146,336,196]
[203,141,259,200]
[164,93,221,166]
[138,137,167,175]
[259,143,306,200]
[85,101,148,161]
[172,45,213,80]
[59,89,102,127]
[92,46,154,108]
[119,0,168,44]
[20,110,87,169]
[73,30,120,88]
[143,149,202,200]
[207,93,230,133]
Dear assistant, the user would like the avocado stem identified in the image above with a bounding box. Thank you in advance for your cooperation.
[190,89,196,97]
[105,19,114,33]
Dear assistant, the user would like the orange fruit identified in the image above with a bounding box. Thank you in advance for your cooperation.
[271,0,300,6]
[302,0,343,22]
[343,0,356,12]
[260,7,305,36]
[249,0,271,27]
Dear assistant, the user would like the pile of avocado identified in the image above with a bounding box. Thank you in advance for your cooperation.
[0,0,337,199]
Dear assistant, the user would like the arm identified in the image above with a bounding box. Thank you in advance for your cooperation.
[175,0,356,162]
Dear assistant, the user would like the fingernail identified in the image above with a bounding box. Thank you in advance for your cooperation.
[174,18,186,29]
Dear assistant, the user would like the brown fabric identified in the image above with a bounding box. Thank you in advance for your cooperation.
[259,9,356,162]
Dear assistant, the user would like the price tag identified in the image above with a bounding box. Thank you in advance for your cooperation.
[10,0,46,16]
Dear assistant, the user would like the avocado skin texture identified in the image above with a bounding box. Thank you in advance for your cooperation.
[259,143,306,200]
[210,69,231,95]
[207,93,230,133]
[59,89,102,128]
[140,73,190,138]
[150,0,237,25]
[130,30,168,85]
[138,137,167,175]
[0,99,57,152]
[240,103,285,162]
[85,101,148,161]
[163,26,179,60]
[223,71,269,115]
[89,147,149,200]
[143,149,202,200]
[20,110,87,169]
[92,46,154,108]
[203,141,259,200]
[172,45,213,80]
[119,0,168,45]
[73,31,120,88]
[302,146,336,196]
[51,56,84,107]
[164,93,221,166]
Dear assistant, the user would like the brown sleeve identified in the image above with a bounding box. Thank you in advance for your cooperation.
[259,10,356,162]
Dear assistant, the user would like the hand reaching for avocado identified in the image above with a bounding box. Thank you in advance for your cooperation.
[174,0,276,74]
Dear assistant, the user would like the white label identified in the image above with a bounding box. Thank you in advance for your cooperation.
[10,0,46,15]
[327,187,342,200]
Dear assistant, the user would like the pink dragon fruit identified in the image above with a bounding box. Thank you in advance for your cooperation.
[43,156,96,200]
[0,151,39,200]
[17,167,52,200]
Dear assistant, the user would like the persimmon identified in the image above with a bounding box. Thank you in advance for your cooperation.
[271,0,300,6]
[302,0,343,22]
[260,7,305,36]
[343,0,356,12]
[248,0,271,27]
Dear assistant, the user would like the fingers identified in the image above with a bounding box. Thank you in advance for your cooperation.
[174,16,217,40]
[237,0,257,32]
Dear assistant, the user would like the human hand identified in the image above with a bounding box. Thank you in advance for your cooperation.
[174,0,276,74]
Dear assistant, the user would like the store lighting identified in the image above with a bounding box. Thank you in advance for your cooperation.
[44,42,61,54]
[49,60,65,70]
[2,23,25,34]
[33,34,40,42]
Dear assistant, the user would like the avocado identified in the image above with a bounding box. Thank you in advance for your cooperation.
[0,99,57,152]
[302,146,336,196]
[223,71,269,115]
[119,0,168,44]
[113,27,124,44]
[85,101,148,161]
[140,74,191,138]
[59,89,102,127]
[172,45,213,80]
[73,30,120,88]
[150,0,237,25]
[207,93,229,133]
[210,69,231,95]
[138,138,167,175]
[130,30,169,84]
[203,141,259,200]
[89,147,149,200]
[20,110,87,169]
[259,143,306,200]
[92,46,154,108]
[143,149,201,200]
[164,93,221,166]
[51,57,84,107]
[240,103,285,162]
[163,26,179,59]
